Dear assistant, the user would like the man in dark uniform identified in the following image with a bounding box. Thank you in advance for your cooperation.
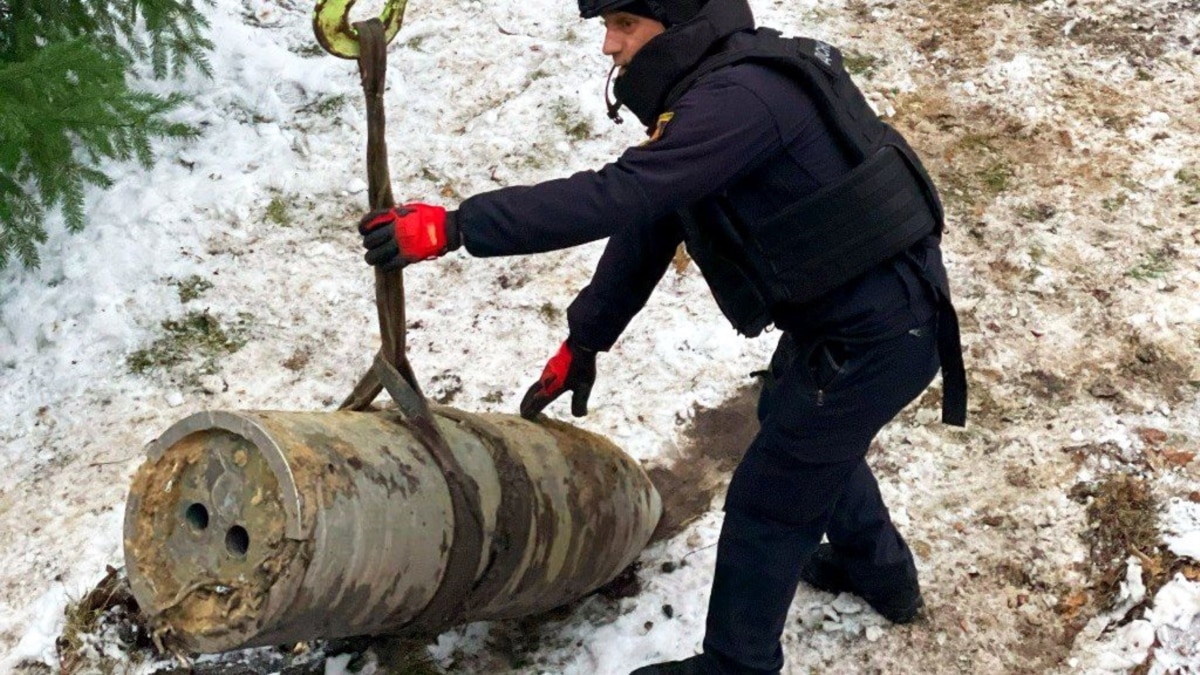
[357,0,967,672]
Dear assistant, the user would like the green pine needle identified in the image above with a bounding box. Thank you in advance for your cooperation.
[0,0,212,271]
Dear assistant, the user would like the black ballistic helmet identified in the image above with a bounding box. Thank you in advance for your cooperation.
[577,0,704,26]
[578,0,646,19]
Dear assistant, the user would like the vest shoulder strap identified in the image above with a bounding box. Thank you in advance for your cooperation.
[664,29,878,161]
[667,30,945,229]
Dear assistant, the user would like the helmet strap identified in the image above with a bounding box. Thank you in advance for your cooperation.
[605,64,624,124]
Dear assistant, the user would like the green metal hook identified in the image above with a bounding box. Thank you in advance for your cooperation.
[312,0,408,59]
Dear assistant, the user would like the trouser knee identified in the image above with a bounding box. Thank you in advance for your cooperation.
[725,440,862,527]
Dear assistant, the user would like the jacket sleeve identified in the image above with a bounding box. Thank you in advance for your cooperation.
[452,71,784,257]
[566,215,683,351]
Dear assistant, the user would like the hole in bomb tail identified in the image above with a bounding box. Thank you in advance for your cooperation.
[225,525,250,556]
[185,503,210,531]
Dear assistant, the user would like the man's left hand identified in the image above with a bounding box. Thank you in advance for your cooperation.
[520,339,597,419]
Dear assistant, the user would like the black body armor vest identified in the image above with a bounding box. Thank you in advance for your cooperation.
[666,30,944,338]
[610,4,966,427]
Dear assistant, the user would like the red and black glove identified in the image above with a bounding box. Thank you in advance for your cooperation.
[520,339,597,419]
[359,203,460,271]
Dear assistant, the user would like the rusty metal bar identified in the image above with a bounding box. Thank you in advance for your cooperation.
[123,408,662,653]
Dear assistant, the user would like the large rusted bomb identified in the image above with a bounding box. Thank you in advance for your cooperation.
[123,408,661,653]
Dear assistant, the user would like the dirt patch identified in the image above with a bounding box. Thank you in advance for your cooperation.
[170,275,215,303]
[282,345,312,372]
[646,383,760,542]
[1064,2,1196,66]
[1121,335,1197,406]
[890,94,1076,234]
[1072,474,1178,613]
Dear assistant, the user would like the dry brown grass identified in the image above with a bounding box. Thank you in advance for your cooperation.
[57,567,144,675]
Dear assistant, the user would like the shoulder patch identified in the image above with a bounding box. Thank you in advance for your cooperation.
[643,112,675,145]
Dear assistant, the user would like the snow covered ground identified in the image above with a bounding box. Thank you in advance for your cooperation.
[2,0,1198,673]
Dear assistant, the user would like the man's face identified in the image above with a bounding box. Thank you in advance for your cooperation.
[601,11,666,69]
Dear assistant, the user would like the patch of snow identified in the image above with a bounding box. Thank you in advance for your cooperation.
[1118,556,1147,608]
[1098,620,1156,671]
[1164,499,1200,560]
[1145,576,1200,632]
[323,652,354,675]
[0,585,65,672]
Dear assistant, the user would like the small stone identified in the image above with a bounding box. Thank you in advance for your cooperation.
[643,621,654,632]
[1019,603,1044,626]
[832,593,863,614]
[254,5,280,24]
[1187,491,1200,503]
[660,561,677,574]
[865,626,884,642]
[166,391,185,407]
[799,607,824,629]
[199,375,225,395]
[662,604,674,619]
[347,177,368,194]
[116,619,142,645]
[821,620,842,632]
[1161,448,1196,467]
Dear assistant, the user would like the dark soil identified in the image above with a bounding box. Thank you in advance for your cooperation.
[647,383,761,542]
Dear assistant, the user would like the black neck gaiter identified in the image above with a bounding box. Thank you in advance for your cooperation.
[611,0,755,128]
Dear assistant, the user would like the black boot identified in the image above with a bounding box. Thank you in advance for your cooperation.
[800,543,924,624]
[629,654,727,675]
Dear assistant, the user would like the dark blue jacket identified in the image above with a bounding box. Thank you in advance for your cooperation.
[451,61,940,351]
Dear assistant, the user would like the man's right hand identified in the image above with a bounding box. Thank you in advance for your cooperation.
[359,203,458,271]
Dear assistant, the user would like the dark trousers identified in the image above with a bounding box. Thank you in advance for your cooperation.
[702,317,940,673]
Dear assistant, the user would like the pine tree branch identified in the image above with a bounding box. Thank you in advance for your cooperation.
[0,0,211,271]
